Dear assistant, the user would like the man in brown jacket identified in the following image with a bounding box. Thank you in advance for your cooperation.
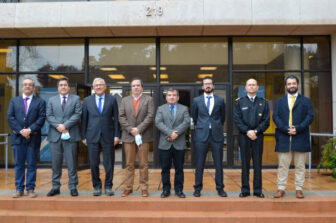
[119,78,155,197]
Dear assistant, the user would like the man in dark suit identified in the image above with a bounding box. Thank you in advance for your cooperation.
[7,77,46,198]
[273,75,314,199]
[155,88,190,198]
[192,76,226,197]
[46,77,82,197]
[82,78,120,196]
[233,78,270,198]
[119,78,154,197]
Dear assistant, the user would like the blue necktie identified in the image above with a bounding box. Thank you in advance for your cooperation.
[98,97,102,114]
[206,96,212,114]
[170,105,174,118]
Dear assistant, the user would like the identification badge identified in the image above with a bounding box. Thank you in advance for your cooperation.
[242,107,248,110]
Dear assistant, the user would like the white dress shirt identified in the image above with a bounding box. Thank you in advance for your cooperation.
[204,93,214,115]
[95,94,105,111]
[22,93,33,113]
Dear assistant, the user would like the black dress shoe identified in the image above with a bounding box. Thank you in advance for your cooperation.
[93,188,102,196]
[239,192,250,198]
[105,189,114,196]
[160,190,170,198]
[253,192,265,198]
[47,189,60,197]
[217,190,227,197]
[193,190,201,197]
[175,191,186,198]
[70,189,78,197]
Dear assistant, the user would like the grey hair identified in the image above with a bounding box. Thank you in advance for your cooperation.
[92,78,106,86]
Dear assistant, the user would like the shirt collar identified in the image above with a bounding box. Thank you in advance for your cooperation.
[95,94,105,100]
[60,94,69,99]
[132,93,142,101]
[22,93,33,100]
[247,94,256,100]
[288,92,298,99]
[204,93,214,98]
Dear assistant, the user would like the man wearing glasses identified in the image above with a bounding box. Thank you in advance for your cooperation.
[82,78,120,196]
[7,77,46,198]
[192,76,226,197]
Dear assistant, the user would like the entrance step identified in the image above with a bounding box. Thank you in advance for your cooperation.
[0,196,335,223]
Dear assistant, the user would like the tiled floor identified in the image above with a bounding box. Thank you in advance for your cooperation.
[1,167,336,192]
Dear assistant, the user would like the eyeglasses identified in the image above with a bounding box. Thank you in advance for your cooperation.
[203,82,213,86]
[93,84,105,88]
[58,84,69,87]
[22,83,34,87]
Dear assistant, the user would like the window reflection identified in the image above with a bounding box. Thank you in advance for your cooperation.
[161,38,228,83]
[233,37,300,70]
[303,37,330,70]
[0,41,16,72]
[89,38,156,84]
[19,39,84,72]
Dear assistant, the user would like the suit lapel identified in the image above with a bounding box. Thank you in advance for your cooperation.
[91,94,100,114]
[172,103,181,124]
[292,94,302,111]
[166,104,174,122]
[63,94,71,114]
[102,94,108,115]
[200,95,209,115]
[27,96,37,117]
[135,95,144,118]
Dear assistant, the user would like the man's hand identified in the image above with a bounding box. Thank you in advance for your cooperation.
[114,138,119,146]
[130,128,139,136]
[56,124,67,133]
[170,130,179,141]
[288,126,297,135]
[247,130,257,140]
[20,128,31,139]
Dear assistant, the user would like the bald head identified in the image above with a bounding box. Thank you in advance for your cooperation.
[245,78,259,97]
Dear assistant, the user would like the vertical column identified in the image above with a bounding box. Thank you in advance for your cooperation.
[331,34,336,135]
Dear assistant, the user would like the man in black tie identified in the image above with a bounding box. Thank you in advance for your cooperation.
[233,78,270,198]
[82,78,120,196]
[192,76,226,197]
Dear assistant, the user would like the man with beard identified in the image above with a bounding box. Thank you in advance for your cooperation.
[192,76,226,197]
[233,78,270,198]
[273,75,314,199]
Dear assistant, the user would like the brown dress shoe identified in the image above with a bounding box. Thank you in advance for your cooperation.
[296,190,304,199]
[121,190,132,197]
[28,189,37,198]
[141,190,149,197]
[12,191,24,198]
[273,190,285,198]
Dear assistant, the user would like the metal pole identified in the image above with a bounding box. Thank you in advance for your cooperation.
[5,134,8,173]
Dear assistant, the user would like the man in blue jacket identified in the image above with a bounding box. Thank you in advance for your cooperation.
[7,77,46,198]
[273,75,314,199]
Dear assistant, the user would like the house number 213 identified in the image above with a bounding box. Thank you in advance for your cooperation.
[146,6,163,16]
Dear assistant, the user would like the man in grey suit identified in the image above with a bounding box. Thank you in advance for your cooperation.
[46,77,82,197]
[155,88,190,198]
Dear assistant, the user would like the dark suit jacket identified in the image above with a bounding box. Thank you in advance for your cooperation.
[233,96,270,134]
[192,94,225,143]
[82,94,120,144]
[46,94,82,143]
[7,95,46,149]
[273,94,314,152]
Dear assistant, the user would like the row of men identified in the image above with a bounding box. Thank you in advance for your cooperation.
[7,75,314,199]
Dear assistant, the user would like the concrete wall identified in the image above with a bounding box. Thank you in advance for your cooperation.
[1,0,336,37]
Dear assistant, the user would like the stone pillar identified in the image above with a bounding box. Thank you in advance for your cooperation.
[331,34,336,135]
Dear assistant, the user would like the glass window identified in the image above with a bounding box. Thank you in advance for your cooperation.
[89,38,156,85]
[232,72,301,166]
[233,37,301,70]
[303,37,330,70]
[0,40,16,72]
[0,74,16,165]
[161,38,228,83]
[19,39,84,72]
[304,72,332,165]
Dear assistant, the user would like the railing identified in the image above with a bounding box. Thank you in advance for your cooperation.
[0,134,9,173]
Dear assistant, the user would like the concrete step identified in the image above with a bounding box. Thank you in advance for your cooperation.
[0,196,335,223]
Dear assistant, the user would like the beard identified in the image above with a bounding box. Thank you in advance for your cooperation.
[204,87,214,94]
[286,86,298,94]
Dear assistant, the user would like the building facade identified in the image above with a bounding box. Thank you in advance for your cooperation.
[0,0,334,168]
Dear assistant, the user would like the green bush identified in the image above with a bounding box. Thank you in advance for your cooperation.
[317,138,336,178]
